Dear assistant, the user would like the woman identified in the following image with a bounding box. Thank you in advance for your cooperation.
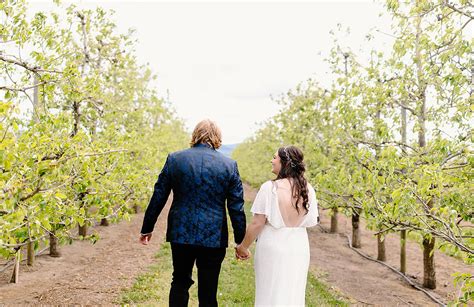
[236,146,319,306]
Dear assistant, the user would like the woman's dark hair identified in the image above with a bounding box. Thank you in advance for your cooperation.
[275,146,309,214]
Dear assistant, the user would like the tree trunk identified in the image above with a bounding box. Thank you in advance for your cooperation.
[27,241,34,266]
[100,218,109,226]
[32,74,43,121]
[49,231,60,257]
[400,106,407,150]
[374,106,387,261]
[400,105,407,274]
[400,230,407,274]
[330,207,338,233]
[423,235,436,289]
[415,13,436,289]
[10,249,20,283]
[377,233,386,261]
[79,223,87,237]
[27,76,41,267]
[78,199,88,237]
[351,210,361,248]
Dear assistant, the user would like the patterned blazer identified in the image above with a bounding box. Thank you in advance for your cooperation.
[140,143,246,248]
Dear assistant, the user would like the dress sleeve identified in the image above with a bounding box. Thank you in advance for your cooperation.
[300,185,320,228]
[250,181,271,216]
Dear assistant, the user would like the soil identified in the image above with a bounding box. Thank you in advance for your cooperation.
[0,184,472,306]
[248,183,473,306]
[309,208,473,306]
[0,199,171,305]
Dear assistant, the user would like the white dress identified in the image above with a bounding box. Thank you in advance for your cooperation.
[251,180,319,307]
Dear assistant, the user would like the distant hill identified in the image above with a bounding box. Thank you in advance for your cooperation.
[218,143,239,158]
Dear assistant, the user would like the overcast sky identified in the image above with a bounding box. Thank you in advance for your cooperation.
[30,0,393,144]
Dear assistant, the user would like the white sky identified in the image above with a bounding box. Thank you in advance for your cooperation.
[29,0,394,144]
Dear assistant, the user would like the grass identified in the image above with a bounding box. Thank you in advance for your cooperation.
[118,203,349,306]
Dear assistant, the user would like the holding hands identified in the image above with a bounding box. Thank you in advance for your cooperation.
[235,244,251,260]
[235,213,266,260]
[139,233,152,245]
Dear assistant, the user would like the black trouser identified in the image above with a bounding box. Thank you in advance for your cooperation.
[169,243,226,307]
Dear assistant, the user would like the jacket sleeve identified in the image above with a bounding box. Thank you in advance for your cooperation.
[226,161,247,244]
[140,154,173,234]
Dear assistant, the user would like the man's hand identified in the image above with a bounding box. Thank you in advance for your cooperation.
[139,233,152,245]
[235,244,251,260]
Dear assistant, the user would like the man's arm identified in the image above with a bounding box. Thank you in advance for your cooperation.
[140,154,173,235]
[226,161,246,244]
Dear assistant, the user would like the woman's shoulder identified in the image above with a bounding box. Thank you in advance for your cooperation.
[260,180,274,190]
[258,180,279,195]
[307,182,316,194]
[253,181,274,202]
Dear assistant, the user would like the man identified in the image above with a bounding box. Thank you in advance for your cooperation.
[139,119,246,307]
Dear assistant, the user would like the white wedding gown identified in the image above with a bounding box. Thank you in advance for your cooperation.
[251,180,319,307]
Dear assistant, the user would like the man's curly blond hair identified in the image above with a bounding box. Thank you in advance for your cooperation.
[190,119,222,149]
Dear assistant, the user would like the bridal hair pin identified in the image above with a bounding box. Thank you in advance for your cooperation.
[283,147,296,168]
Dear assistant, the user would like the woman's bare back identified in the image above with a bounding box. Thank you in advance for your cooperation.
[274,178,308,227]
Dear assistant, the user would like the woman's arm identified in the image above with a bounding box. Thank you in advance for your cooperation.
[235,214,266,259]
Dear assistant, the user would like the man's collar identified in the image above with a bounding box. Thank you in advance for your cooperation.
[194,143,213,149]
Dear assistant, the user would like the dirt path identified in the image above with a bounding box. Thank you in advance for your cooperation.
[1,184,471,306]
[0,199,171,305]
[247,183,473,306]
[309,209,473,306]
[0,184,257,305]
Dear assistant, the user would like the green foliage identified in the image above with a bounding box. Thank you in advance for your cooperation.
[233,0,472,303]
[0,0,188,259]
[452,272,473,304]
[232,123,279,187]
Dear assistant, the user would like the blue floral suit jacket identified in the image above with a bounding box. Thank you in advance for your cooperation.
[140,143,246,248]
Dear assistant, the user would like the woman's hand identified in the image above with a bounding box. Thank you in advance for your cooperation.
[235,244,251,260]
